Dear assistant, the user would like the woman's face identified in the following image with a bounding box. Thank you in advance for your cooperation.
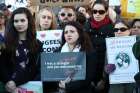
[114,22,130,37]
[39,10,53,30]
[92,4,107,21]
[64,25,79,45]
[14,13,28,33]
[131,21,140,35]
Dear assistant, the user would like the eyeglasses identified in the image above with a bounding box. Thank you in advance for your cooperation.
[60,13,73,17]
[92,10,106,15]
[114,27,128,32]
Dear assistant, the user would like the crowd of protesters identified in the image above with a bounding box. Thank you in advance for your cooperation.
[0,0,140,93]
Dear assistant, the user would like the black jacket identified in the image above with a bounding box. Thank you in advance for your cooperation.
[85,19,114,52]
[65,51,97,93]
[85,19,114,87]
[0,40,43,86]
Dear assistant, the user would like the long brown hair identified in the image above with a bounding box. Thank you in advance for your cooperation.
[5,7,39,55]
[61,21,93,53]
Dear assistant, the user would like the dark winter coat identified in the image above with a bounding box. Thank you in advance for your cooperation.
[85,19,114,82]
[0,40,43,86]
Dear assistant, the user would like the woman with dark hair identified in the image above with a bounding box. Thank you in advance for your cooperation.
[114,21,130,37]
[0,7,42,93]
[61,21,93,52]
[85,0,115,93]
[58,21,97,93]
[108,21,133,93]
[130,19,140,35]
[45,21,97,93]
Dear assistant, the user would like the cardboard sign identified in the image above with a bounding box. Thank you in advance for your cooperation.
[30,0,90,6]
[41,52,86,81]
[106,36,139,84]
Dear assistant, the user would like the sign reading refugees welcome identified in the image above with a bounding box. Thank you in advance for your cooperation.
[36,30,62,53]
[106,36,139,84]
[41,52,86,81]
[30,0,90,6]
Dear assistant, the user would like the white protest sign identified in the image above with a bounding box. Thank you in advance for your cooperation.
[109,0,121,6]
[106,36,139,84]
[37,30,62,53]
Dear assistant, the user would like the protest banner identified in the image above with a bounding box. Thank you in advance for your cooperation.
[109,0,121,6]
[19,81,43,93]
[106,36,139,84]
[41,52,86,81]
[5,0,28,11]
[36,30,62,53]
[30,0,90,6]
[121,0,140,19]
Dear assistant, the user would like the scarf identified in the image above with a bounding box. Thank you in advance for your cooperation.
[61,43,81,52]
[90,16,111,30]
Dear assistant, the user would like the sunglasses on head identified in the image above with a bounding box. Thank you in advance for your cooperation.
[92,10,106,15]
[60,13,73,17]
[114,27,128,32]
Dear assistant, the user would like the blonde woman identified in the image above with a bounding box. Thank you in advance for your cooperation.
[36,7,57,31]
